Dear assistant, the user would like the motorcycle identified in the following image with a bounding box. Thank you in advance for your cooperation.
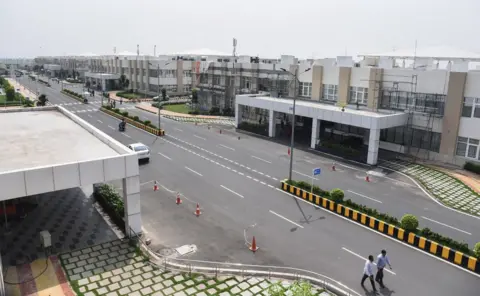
[119,122,126,132]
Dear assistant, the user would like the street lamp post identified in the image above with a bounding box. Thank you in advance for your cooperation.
[149,61,170,131]
[281,67,311,181]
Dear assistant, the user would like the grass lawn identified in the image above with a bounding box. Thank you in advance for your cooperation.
[163,103,191,114]
[116,91,150,99]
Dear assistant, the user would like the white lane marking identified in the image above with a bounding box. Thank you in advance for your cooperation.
[108,125,115,130]
[140,180,155,186]
[269,210,304,229]
[97,119,103,124]
[157,152,172,160]
[123,134,131,138]
[185,166,203,177]
[347,190,383,204]
[174,128,183,132]
[194,135,206,140]
[421,216,472,235]
[342,247,396,275]
[219,144,235,151]
[378,165,480,221]
[304,159,315,164]
[252,155,271,164]
[293,170,319,181]
[87,114,92,118]
[220,185,244,198]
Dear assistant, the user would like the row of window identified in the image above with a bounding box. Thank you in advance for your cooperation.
[380,126,441,153]
[456,137,480,160]
[379,90,446,116]
[461,97,480,118]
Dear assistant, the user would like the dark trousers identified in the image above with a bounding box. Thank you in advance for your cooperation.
[361,274,376,290]
[375,268,385,286]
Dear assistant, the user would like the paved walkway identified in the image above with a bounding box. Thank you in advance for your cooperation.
[7,78,37,100]
[59,240,331,296]
[380,159,480,215]
[136,103,235,126]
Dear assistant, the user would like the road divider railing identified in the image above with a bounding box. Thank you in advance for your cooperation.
[61,89,84,103]
[280,180,480,275]
[100,106,165,136]
[128,227,359,296]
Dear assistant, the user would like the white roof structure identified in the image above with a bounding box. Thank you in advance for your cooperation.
[359,45,480,62]
[0,107,139,201]
[173,48,231,57]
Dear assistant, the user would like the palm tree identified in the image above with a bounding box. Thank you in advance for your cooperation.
[37,94,48,106]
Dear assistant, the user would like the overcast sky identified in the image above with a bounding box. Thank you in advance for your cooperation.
[2,0,479,59]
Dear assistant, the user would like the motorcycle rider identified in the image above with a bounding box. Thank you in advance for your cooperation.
[119,118,126,131]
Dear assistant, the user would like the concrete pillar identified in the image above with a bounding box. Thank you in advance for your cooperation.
[268,109,276,137]
[367,128,380,165]
[311,119,320,149]
[311,65,323,101]
[235,104,242,127]
[133,59,138,91]
[367,68,383,111]
[176,59,184,93]
[122,175,142,236]
[337,67,351,106]
[128,60,133,90]
[145,59,150,94]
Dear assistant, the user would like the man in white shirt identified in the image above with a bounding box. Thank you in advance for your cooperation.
[375,249,392,288]
[361,255,377,293]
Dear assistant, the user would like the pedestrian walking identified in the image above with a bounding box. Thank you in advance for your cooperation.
[375,250,392,288]
[361,255,377,293]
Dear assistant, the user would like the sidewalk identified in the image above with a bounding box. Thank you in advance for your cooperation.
[59,239,332,296]
[380,159,480,216]
[6,78,37,100]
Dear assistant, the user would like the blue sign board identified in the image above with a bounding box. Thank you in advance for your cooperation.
[313,168,321,176]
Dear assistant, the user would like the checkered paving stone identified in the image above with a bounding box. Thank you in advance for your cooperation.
[60,241,332,295]
[0,187,118,267]
[380,159,480,215]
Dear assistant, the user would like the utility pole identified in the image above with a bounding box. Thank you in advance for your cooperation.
[154,45,156,57]
[231,38,237,111]
[288,67,298,181]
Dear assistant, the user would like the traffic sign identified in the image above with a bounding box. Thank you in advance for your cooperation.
[313,168,321,176]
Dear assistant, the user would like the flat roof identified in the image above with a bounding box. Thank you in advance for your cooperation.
[0,110,120,173]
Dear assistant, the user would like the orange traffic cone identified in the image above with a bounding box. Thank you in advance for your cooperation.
[176,193,182,204]
[194,203,201,216]
[332,163,336,171]
[249,236,259,252]
[153,181,158,191]
[365,175,370,182]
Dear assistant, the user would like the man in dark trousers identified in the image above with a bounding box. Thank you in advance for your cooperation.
[375,250,392,288]
[361,255,377,293]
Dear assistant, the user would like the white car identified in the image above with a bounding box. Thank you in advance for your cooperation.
[128,143,150,162]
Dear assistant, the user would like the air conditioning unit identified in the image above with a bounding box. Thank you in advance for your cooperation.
[39,230,52,248]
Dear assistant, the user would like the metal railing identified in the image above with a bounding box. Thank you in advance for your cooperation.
[127,227,360,296]
[0,253,5,296]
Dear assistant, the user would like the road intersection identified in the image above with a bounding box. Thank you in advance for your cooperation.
[17,76,480,295]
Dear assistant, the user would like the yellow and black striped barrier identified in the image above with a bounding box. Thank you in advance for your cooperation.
[100,108,165,136]
[280,180,479,274]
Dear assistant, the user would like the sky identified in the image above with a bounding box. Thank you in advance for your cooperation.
[2,0,480,59]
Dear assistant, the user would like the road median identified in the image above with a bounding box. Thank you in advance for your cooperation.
[280,180,480,274]
[61,89,84,103]
[100,106,165,136]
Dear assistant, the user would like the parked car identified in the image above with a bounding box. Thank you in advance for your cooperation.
[127,143,150,162]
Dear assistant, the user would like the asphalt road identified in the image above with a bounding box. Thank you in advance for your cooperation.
[16,76,480,295]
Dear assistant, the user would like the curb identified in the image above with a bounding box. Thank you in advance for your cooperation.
[61,90,84,103]
[280,181,480,274]
[100,107,165,136]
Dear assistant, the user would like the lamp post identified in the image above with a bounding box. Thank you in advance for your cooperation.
[149,61,170,131]
[280,67,311,181]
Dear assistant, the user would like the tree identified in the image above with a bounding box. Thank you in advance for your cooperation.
[400,214,419,231]
[161,88,167,101]
[5,85,15,101]
[37,94,48,106]
[191,88,198,104]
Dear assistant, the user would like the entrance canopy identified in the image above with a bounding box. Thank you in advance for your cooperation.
[236,95,408,130]
[0,107,138,201]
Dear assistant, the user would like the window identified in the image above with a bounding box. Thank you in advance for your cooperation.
[184,85,191,92]
[349,86,368,105]
[184,70,192,77]
[380,127,441,152]
[455,136,480,159]
[212,75,220,85]
[322,84,338,102]
[298,82,312,97]
[462,97,474,117]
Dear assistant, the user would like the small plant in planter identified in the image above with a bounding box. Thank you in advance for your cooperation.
[401,214,419,231]
[474,242,480,258]
[133,116,140,122]
[330,188,345,203]
[121,111,129,117]
[144,120,151,126]
[113,108,120,113]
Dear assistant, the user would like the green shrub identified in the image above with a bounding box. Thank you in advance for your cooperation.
[144,120,151,125]
[464,162,480,175]
[105,105,112,110]
[121,111,129,117]
[400,214,419,231]
[133,116,140,121]
[330,188,344,203]
[474,242,480,258]
[113,108,120,113]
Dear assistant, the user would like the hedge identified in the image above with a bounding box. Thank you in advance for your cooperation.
[62,89,83,100]
[103,105,157,128]
[464,162,480,175]
[94,184,125,231]
[286,179,476,256]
